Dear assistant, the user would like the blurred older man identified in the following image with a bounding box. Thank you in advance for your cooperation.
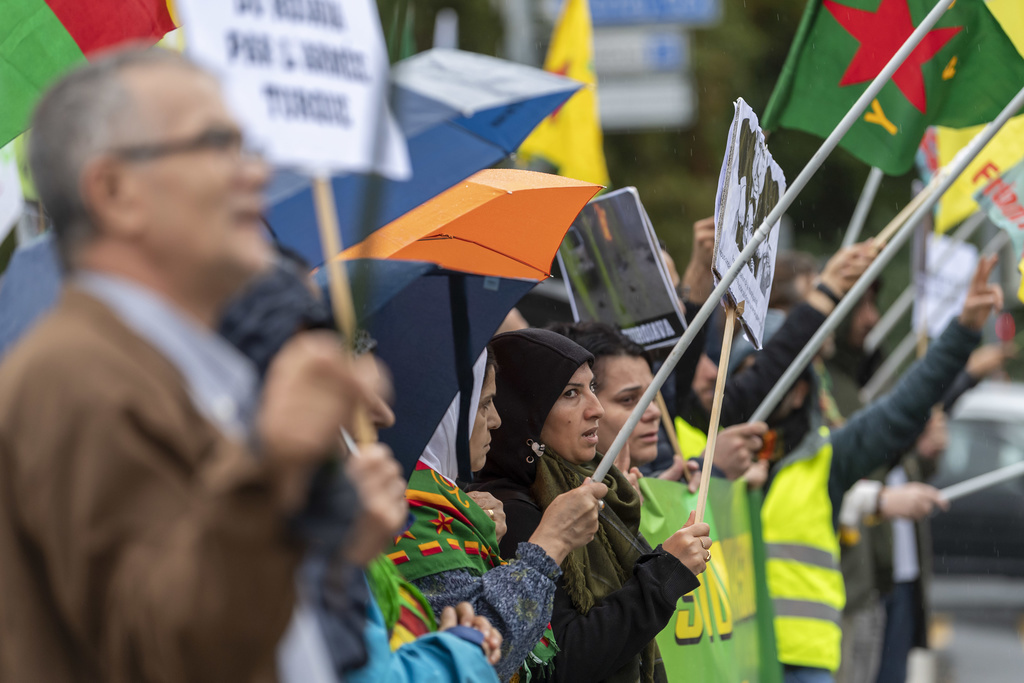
[0,48,382,682]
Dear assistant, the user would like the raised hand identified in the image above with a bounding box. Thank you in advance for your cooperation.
[529,477,608,564]
[817,240,879,299]
[712,422,768,480]
[965,342,1017,380]
[743,460,770,491]
[682,216,717,304]
[879,483,949,521]
[257,330,379,512]
[344,443,409,567]
[657,454,689,482]
[439,602,503,665]
[663,510,712,575]
[613,443,644,501]
[685,460,702,494]
[915,410,948,460]
[467,491,507,543]
[959,254,1004,331]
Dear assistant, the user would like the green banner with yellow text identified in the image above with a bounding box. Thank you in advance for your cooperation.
[639,477,782,683]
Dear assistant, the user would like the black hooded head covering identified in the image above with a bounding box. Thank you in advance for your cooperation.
[474,328,594,491]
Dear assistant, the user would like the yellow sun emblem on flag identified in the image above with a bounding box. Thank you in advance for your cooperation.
[430,512,455,535]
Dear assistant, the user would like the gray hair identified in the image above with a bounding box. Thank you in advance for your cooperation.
[29,47,204,269]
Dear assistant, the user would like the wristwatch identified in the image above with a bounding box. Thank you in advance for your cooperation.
[815,282,842,305]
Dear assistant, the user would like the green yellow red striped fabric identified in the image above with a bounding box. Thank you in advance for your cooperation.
[392,462,504,583]
[1,0,176,147]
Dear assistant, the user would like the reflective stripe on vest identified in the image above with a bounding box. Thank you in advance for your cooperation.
[761,426,845,672]
[674,416,708,461]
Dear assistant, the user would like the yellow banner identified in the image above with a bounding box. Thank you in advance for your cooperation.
[932,0,1024,233]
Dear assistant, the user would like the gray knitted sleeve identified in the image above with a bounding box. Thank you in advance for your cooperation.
[412,542,562,682]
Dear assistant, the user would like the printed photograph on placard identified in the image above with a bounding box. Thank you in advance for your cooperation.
[558,187,687,350]
[712,97,785,348]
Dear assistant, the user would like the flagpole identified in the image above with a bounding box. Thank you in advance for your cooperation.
[748,85,1024,426]
[857,229,1012,404]
[863,213,988,354]
[695,302,742,523]
[940,460,1024,503]
[842,166,885,247]
[591,0,964,483]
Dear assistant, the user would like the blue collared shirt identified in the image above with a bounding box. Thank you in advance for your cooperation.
[76,272,258,440]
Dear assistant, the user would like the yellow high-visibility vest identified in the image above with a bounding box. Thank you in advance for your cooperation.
[761,427,845,672]
[673,416,708,461]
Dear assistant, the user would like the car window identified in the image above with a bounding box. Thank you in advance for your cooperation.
[945,420,1024,479]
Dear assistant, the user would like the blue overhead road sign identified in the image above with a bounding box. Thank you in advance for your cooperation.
[589,0,722,27]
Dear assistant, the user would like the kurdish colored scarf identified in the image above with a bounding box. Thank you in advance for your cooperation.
[392,462,558,680]
[531,450,659,683]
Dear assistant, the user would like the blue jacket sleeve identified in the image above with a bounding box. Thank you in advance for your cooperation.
[828,320,980,514]
[345,588,499,683]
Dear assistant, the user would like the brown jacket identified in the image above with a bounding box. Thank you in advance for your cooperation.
[0,289,299,682]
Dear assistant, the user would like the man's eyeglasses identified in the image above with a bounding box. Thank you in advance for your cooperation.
[110,127,260,162]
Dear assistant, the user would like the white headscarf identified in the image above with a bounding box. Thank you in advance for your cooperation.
[418,351,489,482]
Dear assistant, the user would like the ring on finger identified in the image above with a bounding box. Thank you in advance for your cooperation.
[597,499,605,511]
[486,509,495,518]
[704,549,711,562]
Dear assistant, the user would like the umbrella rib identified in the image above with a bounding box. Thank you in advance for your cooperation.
[419,234,548,278]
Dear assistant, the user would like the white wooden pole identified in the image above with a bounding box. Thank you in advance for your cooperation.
[749,85,1024,425]
[591,0,966,482]
[842,166,885,248]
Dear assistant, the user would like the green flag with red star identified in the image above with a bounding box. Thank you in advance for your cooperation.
[762,0,1024,175]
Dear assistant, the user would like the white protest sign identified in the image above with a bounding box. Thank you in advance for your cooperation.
[913,233,978,339]
[0,142,24,243]
[177,0,410,179]
[712,98,786,348]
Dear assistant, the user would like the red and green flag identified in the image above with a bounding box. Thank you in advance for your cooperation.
[762,0,1024,175]
[1,0,176,148]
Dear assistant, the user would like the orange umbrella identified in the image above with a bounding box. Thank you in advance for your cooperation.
[337,169,602,281]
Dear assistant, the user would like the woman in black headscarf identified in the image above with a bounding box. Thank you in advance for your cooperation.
[472,329,712,683]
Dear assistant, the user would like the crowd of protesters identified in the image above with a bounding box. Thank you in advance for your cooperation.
[0,48,1012,683]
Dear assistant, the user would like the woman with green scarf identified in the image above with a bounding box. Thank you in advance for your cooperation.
[392,350,608,682]
[472,329,712,683]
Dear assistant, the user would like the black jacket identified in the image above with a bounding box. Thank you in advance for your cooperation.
[492,492,699,683]
[678,302,827,431]
[473,328,699,682]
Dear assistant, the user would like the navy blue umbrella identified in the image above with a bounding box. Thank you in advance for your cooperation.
[265,48,580,266]
[0,233,61,358]
[323,269,535,477]
[0,231,533,477]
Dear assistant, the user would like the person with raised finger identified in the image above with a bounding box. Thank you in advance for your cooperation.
[822,253,1009,683]
[751,257,995,683]
[472,329,704,683]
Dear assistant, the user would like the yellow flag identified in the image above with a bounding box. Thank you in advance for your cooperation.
[517,0,610,187]
[1018,257,1024,305]
[932,0,1024,233]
